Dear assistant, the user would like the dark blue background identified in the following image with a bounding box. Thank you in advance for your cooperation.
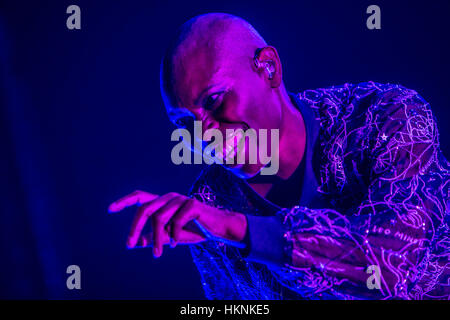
[0,0,449,299]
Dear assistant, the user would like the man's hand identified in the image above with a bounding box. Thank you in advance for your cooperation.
[108,190,247,258]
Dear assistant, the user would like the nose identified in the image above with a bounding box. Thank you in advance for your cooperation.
[192,109,219,133]
[202,115,219,132]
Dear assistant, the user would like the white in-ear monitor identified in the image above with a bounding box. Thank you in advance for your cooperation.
[253,49,275,80]
[264,61,275,79]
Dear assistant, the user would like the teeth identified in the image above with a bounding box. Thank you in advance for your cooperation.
[224,143,234,160]
[225,130,235,140]
[209,127,247,163]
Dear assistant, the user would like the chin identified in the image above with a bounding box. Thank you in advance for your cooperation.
[219,143,264,179]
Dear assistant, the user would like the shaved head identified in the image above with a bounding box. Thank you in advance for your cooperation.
[160,13,294,177]
[161,13,267,116]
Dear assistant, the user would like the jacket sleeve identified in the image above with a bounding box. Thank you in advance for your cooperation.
[243,86,449,299]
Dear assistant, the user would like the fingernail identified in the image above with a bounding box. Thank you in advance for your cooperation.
[108,203,116,213]
[170,238,176,248]
[127,237,134,248]
[153,247,160,257]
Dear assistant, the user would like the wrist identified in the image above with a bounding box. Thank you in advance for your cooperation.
[225,211,248,242]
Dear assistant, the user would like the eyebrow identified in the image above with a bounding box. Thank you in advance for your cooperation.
[194,84,221,106]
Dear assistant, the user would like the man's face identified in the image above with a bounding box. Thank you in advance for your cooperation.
[166,46,282,177]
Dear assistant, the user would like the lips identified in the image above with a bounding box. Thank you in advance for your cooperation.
[219,123,248,164]
[220,122,249,133]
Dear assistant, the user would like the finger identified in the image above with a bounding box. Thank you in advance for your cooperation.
[131,232,154,249]
[127,192,178,248]
[152,196,188,257]
[108,190,158,213]
[171,199,200,244]
[134,229,204,250]
[172,229,205,244]
[137,233,152,248]
[135,232,165,248]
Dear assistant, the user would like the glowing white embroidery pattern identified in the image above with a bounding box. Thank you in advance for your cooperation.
[190,82,449,300]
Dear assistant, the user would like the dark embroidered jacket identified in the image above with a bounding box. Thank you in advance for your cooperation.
[189,82,449,300]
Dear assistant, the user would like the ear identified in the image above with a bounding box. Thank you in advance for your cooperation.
[253,46,282,88]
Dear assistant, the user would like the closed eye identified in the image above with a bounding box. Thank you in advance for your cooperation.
[204,92,223,111]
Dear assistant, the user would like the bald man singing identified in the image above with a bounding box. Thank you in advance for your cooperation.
[109,13,450,300]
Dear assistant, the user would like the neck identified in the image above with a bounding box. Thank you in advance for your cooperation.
[274,85,306,180]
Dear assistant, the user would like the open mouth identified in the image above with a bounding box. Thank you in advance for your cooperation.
[222,124,249,165]
[201,122,251,166]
